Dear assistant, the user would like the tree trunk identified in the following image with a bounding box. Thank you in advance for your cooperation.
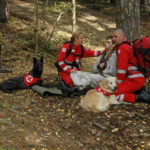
[110,0,115,4]
[143,0,150,13]
[72,0,76,33]
[116,0,140,40]
[0,0,9,22]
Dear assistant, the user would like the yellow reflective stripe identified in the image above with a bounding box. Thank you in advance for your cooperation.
[128,66,137,70]
[117,80,123,83]
[63,65,71,71]
[58,61,64,66]
[117,69,126,74]
[128,74,144,78]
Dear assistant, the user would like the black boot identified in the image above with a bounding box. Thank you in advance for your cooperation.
[71,85,92,96]
[59,80,79,97]
[79,85,92,95]
[136,89,150,104]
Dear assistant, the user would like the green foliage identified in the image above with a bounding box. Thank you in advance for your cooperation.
[0,101,10,108]
[8,17,17,24]
[7,148,16,150]
[68,141,75,145]
[79,0,113,10]
[13,29,68,57]
[46,1,72,13]
[0,148,16,150]
[15,35,35,52]
[41,35,67,54]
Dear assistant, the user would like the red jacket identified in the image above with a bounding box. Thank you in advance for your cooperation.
[133,37,150,76]
[56,43,101,74]
[116,41,144,84]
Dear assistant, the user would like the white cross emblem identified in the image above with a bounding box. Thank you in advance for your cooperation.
[26,75,33,83]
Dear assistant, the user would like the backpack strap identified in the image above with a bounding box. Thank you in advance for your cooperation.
[55,42,84,72]
[121,41,132,46]
[65,41,73,58]
[65,41,84,58]
[80,45,84,58]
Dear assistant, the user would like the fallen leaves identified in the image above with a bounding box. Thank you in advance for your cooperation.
[25,133,42,145]
[111,128,119,133]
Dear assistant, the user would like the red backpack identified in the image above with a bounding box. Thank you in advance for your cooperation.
[132,37,150,92]
[132,37,150,77]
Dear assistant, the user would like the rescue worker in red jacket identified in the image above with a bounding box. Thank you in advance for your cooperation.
[132,37,150,77]
[56,31,101,97]
[113,29,150,103]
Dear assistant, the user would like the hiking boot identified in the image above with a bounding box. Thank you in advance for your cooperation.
[59,80,79,97]
[80,85,92,95]
[71,85,92,96]
[136,88,150,103]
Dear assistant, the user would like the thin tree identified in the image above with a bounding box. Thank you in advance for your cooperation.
[72,0,76,33]
[0,0,9,22]
[49,12,64,41]
[116,0,140,40]
[42,0,48,31]
[34,0,39,55]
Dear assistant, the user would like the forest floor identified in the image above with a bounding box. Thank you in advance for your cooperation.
[0,0,150,150]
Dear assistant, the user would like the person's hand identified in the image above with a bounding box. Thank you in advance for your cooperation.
[99,62,105,68]
[71,69,78,73]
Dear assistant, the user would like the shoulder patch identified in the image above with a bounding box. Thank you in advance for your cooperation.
[62,47,66,52]
[117,49,121,54]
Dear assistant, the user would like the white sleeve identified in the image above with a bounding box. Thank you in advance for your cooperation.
[103,53,117,76]
[92,56,101,73]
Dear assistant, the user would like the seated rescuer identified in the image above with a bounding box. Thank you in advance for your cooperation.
[91,36,116,87]
[56,31,101,97]
[69,36,116,90]
[113,29,150,103]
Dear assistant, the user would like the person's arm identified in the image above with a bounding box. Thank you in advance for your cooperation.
[104,52,117,76]
[56,44,73,74]
[82,47,101,58]
[92,55,101,73]
[116,44,130,84]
